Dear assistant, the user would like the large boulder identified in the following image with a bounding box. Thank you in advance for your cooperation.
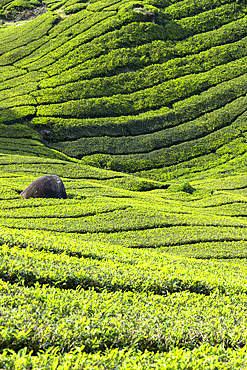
[20,175,67,199]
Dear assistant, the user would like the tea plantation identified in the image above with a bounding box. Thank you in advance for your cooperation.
[1,0,247,368]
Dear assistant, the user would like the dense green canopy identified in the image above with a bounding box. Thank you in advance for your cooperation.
[1,1,247,368]
[0,0,246,177]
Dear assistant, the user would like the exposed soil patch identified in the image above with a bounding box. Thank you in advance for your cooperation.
[0,5,47,23]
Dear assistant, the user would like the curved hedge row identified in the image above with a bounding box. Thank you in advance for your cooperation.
[1,0,247,173]
[30,35,247,105]
[30,72,247,143]
[35,57,247,119]
[50,95,247,157]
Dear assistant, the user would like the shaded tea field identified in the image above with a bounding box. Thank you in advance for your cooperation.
[0,154,247,368]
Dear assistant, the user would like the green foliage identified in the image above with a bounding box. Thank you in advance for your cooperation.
[0,137,71,159]
[1,278,247,366]
[0,13,62,65]
[0,123,41,139]
[14,10,120,71]
[0,0,42,17]
[1,0,245,180]
[0,344,246,369]
[49,93,247,160]
[164,3,246,40]
[0,148,246,364]
[36,56,247,122]
[64,2,87,14]
[0,106,36,124]
[163,0,236,20]
[30,71,247,145]
[178,182,196,194]
[2,239,247,296]
[29,14,247,85]
[31,35,247,106]
[2,2,247,364]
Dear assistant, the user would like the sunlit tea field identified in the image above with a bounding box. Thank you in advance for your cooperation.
[0,154,247,368]
[1,0,247,368]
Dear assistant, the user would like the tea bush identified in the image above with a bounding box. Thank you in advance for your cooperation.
[2,0,247,364]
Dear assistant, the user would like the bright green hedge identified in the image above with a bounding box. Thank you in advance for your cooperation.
[0,12,60,61]
[81,109,247,172]
[0,137,70,159]
[1,343,246,370]
[2,278,247,354]
[0,123,41,139]
[15,11,119,71]
[50,94,247,158]
[13,8,96,69]
[31,35,247,105]
[31,72,247,141]
[0,71,46,91]
[163,0,237,20]
[36,56,247,119]
[0,106,36,124]
[0,66,25,84]
[2,239,247,295]
[164,3,247,40]
[33,13,247,86]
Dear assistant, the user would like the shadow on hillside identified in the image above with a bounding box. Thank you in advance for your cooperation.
[164,20,185,40]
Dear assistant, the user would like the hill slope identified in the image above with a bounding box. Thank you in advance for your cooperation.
[1,1,247,368]
[0,0,247,178]
[1,152,247,368]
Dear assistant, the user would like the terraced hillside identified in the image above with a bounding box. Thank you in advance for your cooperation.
[1,0,247,368]
[0,153,247,368]
[0,0,246,177]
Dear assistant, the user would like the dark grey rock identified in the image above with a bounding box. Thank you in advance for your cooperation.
[20,175,67,199]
